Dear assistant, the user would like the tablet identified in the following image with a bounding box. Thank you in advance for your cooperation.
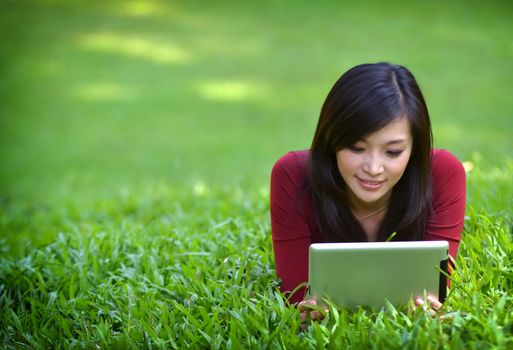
[308,241,449,309]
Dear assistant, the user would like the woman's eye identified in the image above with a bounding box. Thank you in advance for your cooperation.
[348,146,365,153]
[386,150,403,157]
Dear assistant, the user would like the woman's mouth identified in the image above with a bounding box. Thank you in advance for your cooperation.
[356,177,385,190]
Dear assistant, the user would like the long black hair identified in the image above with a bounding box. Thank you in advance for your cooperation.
[309,62,432,242]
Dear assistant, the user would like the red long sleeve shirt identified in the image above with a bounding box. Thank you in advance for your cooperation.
[270,149,466,303]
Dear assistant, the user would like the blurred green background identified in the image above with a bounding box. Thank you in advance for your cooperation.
[1,0,512,205]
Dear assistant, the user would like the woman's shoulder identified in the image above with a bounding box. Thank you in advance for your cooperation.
[273,150,310,166]
[430,148,466,195]
[271,150,310,182]
[431,149,465,175]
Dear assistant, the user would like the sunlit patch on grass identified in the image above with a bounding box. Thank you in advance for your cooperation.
[193,181,208,196]
[197,80,264,102]
[462,161,474,172]
[119,0,163,17]
[72,82,134,101]
[77,32,191,64]
[259,186,269,198]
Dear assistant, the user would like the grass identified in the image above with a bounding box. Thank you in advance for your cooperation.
[1,0,512,201]
[1,182,512,348]
[1,0,513,348]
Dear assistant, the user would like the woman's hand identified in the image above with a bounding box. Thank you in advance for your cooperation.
[298,299,328,328]
[414,294,442,315]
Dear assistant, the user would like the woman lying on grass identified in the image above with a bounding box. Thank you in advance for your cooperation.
[270,62,466,322]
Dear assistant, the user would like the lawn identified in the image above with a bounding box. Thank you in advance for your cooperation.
[1,0,512,348]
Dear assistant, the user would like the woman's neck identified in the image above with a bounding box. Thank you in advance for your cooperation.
[356,207,388,241]
[347,192,391,220]
[346,192,391,241]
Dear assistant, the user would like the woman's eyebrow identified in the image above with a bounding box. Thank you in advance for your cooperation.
[386,139,407,145]
[359,138,409,145]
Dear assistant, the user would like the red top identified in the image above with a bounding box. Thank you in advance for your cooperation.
[270,149,466,303]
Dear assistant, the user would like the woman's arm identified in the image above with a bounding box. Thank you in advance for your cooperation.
[270,152,313,304]
[426,149,467,260]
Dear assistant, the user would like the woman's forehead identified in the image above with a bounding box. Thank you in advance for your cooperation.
[359,118,412,144]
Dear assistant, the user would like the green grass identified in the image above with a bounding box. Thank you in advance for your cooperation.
[1,183,512,348]
[1,0,512,201]
[1,0,513,348]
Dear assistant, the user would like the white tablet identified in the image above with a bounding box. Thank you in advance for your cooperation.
[308,241,449,309]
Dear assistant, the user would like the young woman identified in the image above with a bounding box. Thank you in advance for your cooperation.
[270,62,466,316]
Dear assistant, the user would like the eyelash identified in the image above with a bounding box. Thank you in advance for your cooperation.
[348,146,365,153]
[348,147,403,157]
[386,150,403,157]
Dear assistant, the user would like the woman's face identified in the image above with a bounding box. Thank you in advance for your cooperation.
[336,118,413,210]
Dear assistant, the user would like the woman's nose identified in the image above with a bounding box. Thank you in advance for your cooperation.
[363,156,384,175]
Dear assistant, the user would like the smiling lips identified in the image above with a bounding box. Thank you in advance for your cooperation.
[357,177,385,190]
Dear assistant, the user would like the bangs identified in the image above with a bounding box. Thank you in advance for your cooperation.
[331,90,407,151]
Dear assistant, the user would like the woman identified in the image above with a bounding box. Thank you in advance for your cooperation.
[270,62,466,317]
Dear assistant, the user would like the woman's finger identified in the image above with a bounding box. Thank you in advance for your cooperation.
[414,297,425,307]
[298,299,329,327]
[300,310,324,322]
[298,299,317,312]
[426,295,442,310]
[414,295,441,317]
